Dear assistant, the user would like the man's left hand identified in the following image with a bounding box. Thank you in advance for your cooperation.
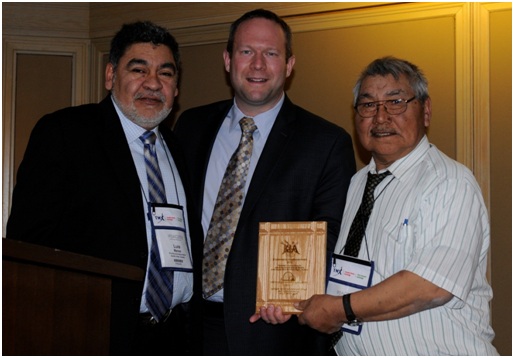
[295,294,345,333]
[249,305,292,324]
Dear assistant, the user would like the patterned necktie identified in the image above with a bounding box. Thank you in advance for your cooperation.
[140,130,174,322]
[330,171,390,351]
[343,171,391,257]
[202,117,257,299]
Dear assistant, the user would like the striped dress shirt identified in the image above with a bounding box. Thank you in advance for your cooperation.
[113,100,193,313]
[334,136,498,355]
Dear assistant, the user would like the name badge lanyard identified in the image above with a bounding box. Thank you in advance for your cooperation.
[327,175,394,335]
[140,133,193,272]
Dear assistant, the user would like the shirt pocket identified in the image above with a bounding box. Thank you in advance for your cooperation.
[378,219,415,273]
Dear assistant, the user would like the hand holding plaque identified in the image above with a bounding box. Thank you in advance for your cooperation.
[256,221,327,314]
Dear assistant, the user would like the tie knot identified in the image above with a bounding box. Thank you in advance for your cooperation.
[140,130,157,145]
[367,171,391,189]
[239,117,257,134]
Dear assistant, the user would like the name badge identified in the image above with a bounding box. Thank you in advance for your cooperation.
[326,254,374,335]
[149,203,193,272]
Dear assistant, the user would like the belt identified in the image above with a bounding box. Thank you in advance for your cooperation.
[138,309,173,326]
[202,299,224,318]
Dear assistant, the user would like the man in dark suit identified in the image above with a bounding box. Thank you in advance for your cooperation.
[6,21,202,355]
[174,9,356,355]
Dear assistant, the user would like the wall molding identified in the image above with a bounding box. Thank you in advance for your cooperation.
[472,2,511,211]
[2,3,90,39]
[2,36,90,230]
[88,2,386,39]
[3,1,505,231]
[91,2,479,173]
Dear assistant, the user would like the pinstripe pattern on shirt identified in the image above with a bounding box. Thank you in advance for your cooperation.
[334,136,497,355]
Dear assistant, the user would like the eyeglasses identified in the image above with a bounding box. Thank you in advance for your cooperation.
[355,96,417,117]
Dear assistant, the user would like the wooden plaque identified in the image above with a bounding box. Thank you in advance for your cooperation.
[256,221,327,314]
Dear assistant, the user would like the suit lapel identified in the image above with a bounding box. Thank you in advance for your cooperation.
[159,125,181,169]
[99,97,144,215]
[238,97,297,223]
[194,102,233,215]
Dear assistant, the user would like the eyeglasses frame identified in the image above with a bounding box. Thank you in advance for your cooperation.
[355,96,417,117]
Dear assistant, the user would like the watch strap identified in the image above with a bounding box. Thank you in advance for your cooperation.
[342,293,356,322]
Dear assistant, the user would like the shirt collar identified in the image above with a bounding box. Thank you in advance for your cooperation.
[369,135,431,179]
[227,93,285,138]
[112,96,160,144]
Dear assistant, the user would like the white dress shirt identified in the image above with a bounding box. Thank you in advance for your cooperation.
[334,136,498,355]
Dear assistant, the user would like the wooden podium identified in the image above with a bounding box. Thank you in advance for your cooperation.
[2,238,145,355]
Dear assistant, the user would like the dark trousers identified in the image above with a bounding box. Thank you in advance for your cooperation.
[202,299,332,355]
[202,299,229,355]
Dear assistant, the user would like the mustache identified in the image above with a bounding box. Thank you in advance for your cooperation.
[370,126,397,136]
[134,91,165,102]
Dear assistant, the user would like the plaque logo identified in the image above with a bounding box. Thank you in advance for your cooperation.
[281,240,300,255]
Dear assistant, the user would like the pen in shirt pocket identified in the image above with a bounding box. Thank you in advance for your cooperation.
[400,218,409,240]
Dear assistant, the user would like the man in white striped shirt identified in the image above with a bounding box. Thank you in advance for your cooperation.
[294,57,498,355]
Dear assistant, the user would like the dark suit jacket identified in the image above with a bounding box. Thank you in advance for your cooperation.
[174,96,356,355]
[6,96,203,355]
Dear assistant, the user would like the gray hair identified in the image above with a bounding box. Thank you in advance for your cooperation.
[353,56,429,106]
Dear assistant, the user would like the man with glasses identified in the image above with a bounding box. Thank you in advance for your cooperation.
[293,57,498,355]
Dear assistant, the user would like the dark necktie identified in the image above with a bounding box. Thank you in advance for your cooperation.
[330,171,390,350]
[343,171,391,257]
[202,117,257,299]
[140,130,174,322]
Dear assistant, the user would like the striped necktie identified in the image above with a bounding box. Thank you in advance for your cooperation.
[140,130,173,322]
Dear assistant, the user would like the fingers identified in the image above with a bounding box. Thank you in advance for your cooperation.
[293,300,306,311]
[249,312,261,323]
[252,305,292,325]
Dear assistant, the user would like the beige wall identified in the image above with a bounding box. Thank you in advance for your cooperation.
[177,15,458,169]
[285,17,457,168]
[2,2,511,354]
[13,54,73,184]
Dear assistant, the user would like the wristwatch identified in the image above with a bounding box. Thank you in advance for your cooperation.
[342,294,363,326]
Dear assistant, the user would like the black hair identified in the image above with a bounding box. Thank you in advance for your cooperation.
[109,21,181,76]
